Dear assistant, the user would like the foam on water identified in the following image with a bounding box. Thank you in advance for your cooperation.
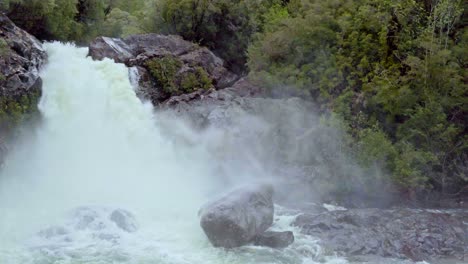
[0,43,442,264]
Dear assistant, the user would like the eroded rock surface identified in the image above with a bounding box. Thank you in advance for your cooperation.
[293,208,468,261]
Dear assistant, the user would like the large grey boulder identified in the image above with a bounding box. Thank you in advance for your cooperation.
[88,34,238,104]
[199,184,274,248]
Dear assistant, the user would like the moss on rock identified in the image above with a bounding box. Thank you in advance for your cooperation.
[0,38,9,56]
[144,56,183,95]
[144,56,213,98]
[180,67,212,93]
[0,88,41,135]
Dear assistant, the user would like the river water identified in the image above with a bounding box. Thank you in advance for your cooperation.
[0,43,455,264]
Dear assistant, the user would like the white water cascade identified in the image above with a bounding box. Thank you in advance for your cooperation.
[0,43,431,264]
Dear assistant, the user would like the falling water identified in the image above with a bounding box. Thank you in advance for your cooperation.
[0,43,437,264]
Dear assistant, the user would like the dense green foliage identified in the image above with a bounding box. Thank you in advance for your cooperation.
[180,67,213,93]
[0,0,281,72]
[154,0,282,73]
[1,0,466,199]
[248,0,467,197]
[0,0,152,42]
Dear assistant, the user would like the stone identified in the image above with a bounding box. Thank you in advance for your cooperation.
[254,231,295,249]
[0,13,46,97]
[110,209,138,233]
[293,208,468,261]
[88,34,238,104]
[199,184,274,248]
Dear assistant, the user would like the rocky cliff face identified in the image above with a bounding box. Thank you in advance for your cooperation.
[88,34,239,104]
[0,13,46,126]
[0,13,47,164]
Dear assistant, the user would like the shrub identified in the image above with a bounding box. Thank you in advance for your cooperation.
[0,38,9,57]
[145,56,183,95]
[180,67,212,93]
[145,56,213,97]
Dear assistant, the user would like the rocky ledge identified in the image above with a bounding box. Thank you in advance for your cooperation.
[0,13,47,163]
[293,208,467,262]
[88,34,239,104]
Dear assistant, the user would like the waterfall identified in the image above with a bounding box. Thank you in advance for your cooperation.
[0,43,422,264]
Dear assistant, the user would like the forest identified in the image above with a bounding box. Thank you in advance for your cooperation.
[1,0,466,201]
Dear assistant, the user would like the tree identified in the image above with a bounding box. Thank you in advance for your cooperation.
[156,0,282,73]
[248,0,467,198]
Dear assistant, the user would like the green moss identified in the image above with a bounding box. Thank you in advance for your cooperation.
[144,56,183,95]
[180,67,212,93]
[0,89,41,135]
[145,56,213,97]
[0,38,9,57]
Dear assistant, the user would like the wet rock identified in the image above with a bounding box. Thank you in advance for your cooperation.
[73,206,103,230]
[254,231,295,249]
[69,206,138,233]
[31,206,138,260]
[88,34,238,104]
[34,206,138,247]
[0,136,7,167]
[38,226,69,239]
[199,184,274,248]
[0,14,46,165]
[110,209,138,233]
[293,208,468,261]
[162,81,311,130]
[0,13,46,100]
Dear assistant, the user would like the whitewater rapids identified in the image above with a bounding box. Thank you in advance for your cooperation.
[0,43,435,264]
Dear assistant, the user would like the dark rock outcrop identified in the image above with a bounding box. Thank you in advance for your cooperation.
[88,34,238,104]
[199,184,275,248]
[293,208,468,261]
[254,231,295,249]
[0,14,45,96]
[0,13,46,165]
[161,79,309,130]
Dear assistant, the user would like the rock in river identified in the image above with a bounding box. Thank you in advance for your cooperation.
[32,206,138,251]
[199,184,275,248]
[254,231,295,249]
[293,208,467,261]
